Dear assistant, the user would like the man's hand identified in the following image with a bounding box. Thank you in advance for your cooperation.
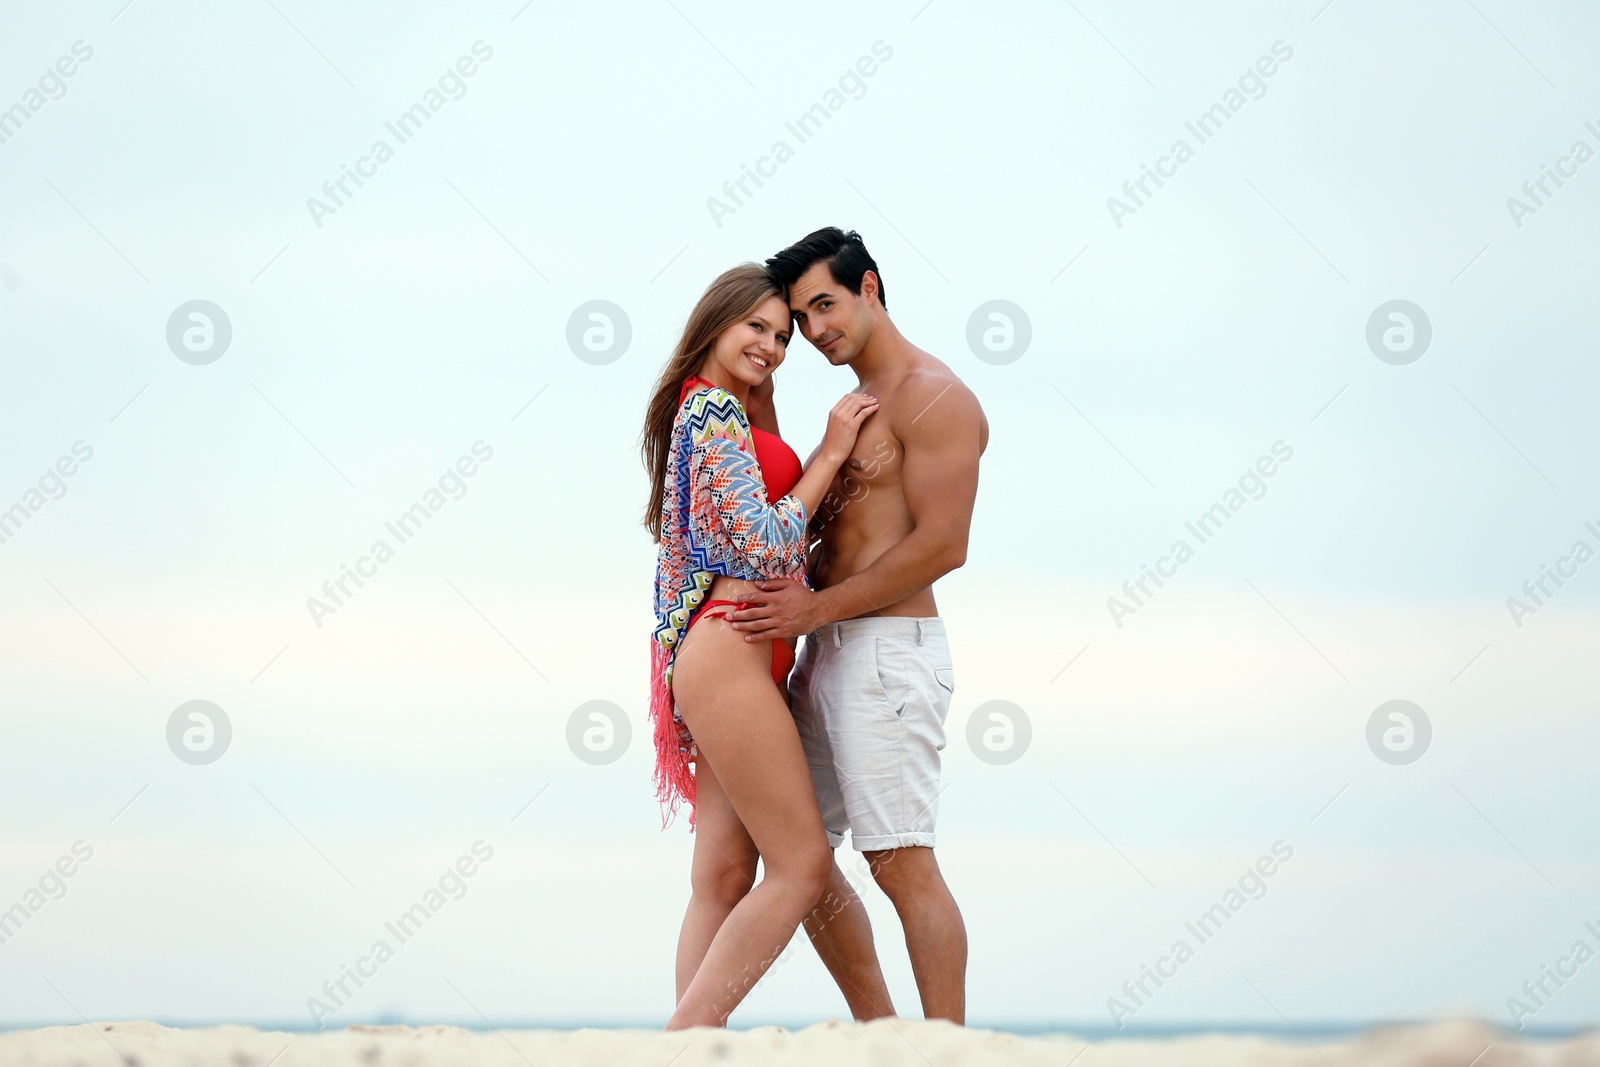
[749,372,774,407]
[745,374,779,436]
[727,577,825,643]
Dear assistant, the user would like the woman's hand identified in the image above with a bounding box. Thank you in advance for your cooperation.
[819,392,879,467]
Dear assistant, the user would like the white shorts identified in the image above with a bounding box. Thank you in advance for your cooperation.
[790,616,955,851]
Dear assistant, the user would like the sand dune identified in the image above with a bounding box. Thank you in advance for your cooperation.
[0,1018,1594,1066]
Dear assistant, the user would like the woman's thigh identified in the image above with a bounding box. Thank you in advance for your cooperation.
[689,754,758,896]
[673,616,827,862]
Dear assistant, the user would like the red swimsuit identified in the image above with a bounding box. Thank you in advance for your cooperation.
[678,374,804,688]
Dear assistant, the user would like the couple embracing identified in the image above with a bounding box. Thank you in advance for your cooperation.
[641,228,988,1029]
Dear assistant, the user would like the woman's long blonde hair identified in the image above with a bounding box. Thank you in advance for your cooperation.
[640,264,786,542]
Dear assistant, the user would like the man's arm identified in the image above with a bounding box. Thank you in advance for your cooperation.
[814,374,982,622]
[745,375,780,436]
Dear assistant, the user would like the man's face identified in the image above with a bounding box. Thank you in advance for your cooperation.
[787,262,875,366]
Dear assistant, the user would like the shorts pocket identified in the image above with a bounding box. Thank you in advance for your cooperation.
[934,666,954,694]
[870,637,907,718]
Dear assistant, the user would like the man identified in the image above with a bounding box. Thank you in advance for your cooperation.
[733,227,988,1024]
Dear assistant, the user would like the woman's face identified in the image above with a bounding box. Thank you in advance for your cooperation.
[704,295,791,387]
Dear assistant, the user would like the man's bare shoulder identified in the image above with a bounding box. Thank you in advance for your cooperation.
[893,353,986,445]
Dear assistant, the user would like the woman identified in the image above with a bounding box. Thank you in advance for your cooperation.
[641,263,878,1029]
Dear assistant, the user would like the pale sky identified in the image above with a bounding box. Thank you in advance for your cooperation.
[2,0,1598,1034]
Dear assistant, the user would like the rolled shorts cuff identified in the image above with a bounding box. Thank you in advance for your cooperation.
[849,831,936,852]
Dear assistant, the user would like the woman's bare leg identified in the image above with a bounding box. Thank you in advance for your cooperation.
[803,856,897,1019]
[666,616,831,1030]
[673,633,889,1018]
[673,756,758,1003]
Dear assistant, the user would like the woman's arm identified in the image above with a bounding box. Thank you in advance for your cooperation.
[686,387,875,577]
[690,433,849,574]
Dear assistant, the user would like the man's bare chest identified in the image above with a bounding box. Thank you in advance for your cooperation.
[818,411,903,527]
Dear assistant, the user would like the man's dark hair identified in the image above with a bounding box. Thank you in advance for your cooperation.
[766,227,886,311]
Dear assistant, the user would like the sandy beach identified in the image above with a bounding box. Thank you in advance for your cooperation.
[0,1018,1593,1066]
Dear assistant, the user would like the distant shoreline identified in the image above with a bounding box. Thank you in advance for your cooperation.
[1,1016,1593,1039]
